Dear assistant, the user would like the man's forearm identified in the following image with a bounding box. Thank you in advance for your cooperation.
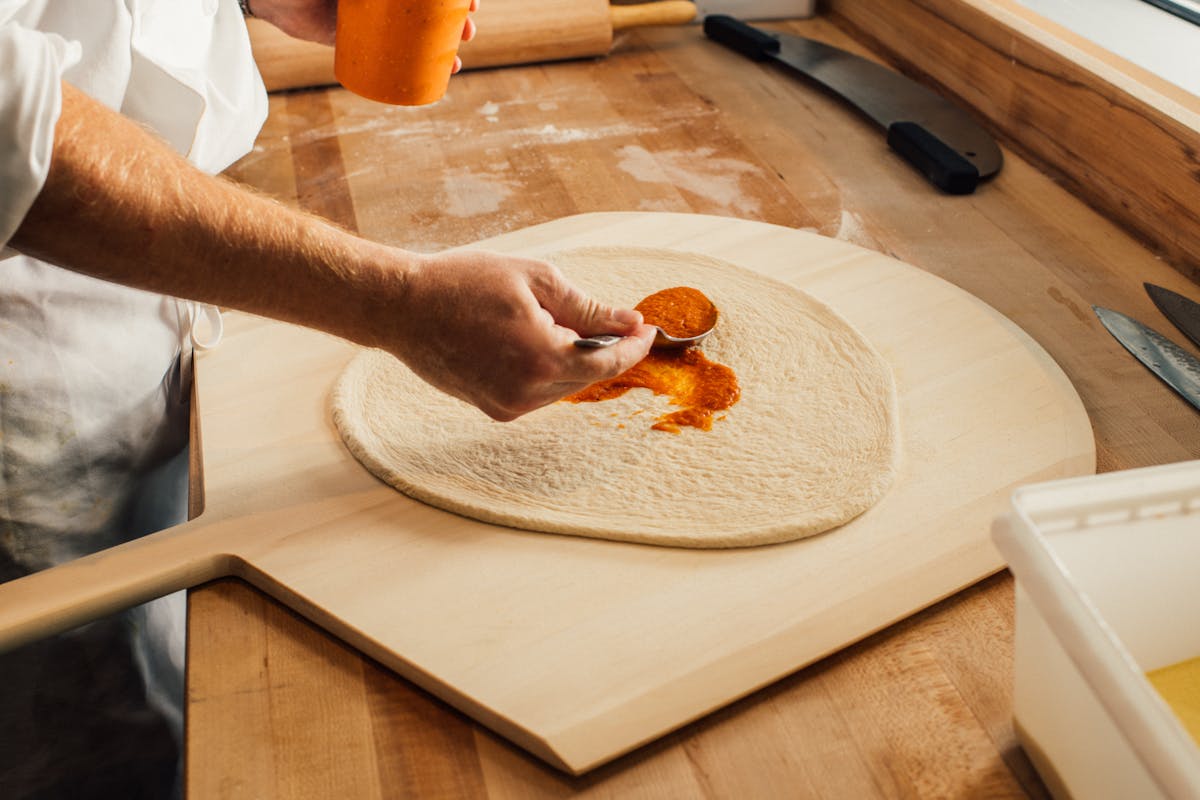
[9,81,407,350]
[9,80,655,420]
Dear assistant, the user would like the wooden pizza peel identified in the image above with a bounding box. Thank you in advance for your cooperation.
[0,212,1095,774]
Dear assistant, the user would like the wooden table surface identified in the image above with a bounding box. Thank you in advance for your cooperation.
[189,15,1200,798]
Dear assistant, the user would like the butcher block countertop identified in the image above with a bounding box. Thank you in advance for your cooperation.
[188,10,1200,799]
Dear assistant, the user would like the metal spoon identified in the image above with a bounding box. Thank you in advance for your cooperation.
[574,323,716,350]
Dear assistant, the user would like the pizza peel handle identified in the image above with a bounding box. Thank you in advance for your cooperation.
[0,517,230,653]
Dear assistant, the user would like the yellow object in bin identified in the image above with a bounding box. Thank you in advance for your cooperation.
[1149,657,1200,748]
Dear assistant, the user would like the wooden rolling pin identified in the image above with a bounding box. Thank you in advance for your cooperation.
[247,0,697,93]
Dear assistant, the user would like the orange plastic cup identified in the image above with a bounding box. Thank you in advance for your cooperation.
[334,0,472,106]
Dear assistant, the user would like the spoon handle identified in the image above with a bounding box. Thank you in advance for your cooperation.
[573,334,623,349]
[575,326,714,349]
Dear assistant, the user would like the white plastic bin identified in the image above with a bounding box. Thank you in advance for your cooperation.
[993,461,1200,799]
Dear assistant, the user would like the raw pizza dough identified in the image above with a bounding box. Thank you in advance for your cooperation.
[332,246,900,548]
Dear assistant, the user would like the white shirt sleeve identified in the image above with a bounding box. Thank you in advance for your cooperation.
[0,18,81,248]
[0,0,265,251]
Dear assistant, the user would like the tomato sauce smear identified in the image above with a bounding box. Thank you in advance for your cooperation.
[566,287,740,433]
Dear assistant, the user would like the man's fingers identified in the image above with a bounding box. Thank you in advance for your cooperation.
[536,273,643,339]
[517,329,651,417]
[563,326,654,383]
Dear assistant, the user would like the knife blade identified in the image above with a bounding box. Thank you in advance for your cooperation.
[1145,283,1200,351]
[1094,306,1200,412]
[702,14,1002,195]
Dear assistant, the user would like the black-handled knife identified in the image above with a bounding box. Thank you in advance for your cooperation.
[703,15,1002,195]
[1146,282,1200,350]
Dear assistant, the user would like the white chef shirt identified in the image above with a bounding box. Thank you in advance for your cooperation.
[0,1,267,795]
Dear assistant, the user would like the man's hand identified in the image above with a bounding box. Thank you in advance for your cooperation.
[249,0,479,69]
[377,251,655,420]
[248,0,338,45]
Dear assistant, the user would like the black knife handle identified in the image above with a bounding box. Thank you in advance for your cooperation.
[703,14,780,61]
[886,121,980,195]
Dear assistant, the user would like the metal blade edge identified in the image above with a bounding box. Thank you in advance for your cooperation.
[1094,306,1200,413]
